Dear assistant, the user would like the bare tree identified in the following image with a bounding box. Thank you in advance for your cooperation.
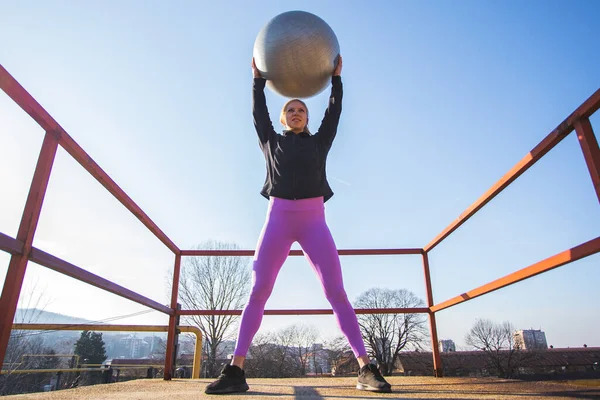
[244,324,319,378]
[176,240,251,378]
[0,280,58,395]
[283,324,319,376]
[272,325,299,377]
[465,318,518,378]
[245,330,295,378]
[244,332,277,377]
[324,335,352,375]
[354,288,428,375]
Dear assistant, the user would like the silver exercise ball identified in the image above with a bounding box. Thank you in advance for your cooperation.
[253,11,340,99]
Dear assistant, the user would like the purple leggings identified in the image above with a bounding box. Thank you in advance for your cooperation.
[234,196,367,358]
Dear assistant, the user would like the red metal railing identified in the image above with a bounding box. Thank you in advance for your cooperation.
[1,62,599,379]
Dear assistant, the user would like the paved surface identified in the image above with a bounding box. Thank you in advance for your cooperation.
[7,376,600,399]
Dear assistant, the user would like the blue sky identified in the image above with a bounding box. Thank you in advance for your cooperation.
[1,0,599,350]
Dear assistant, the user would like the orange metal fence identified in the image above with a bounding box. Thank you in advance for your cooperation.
[1,62,599,378]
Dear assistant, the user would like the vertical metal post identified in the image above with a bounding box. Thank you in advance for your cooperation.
[421,251,443,377]
[574,118,600,204]
[192,330,203,379]
[0,131,59,370]
[55,371,62,389]
[164,254,182,380]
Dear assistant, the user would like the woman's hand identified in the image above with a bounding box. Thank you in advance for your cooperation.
[252,57,262,79]
[333,55,342,76]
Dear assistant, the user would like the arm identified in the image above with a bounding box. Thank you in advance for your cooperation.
[252,58,276,146]
[316,56,343,147]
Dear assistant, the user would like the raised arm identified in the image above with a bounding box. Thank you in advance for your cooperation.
[252,58,276,146]
[316,55,343,147]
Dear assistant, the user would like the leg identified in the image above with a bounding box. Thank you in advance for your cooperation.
[298,214,368,358]
[299,213,391,393]
[232,208,293,360]
[357,355,370,368]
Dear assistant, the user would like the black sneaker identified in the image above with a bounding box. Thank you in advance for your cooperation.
[356,364,392,393]
[204,364,249,395]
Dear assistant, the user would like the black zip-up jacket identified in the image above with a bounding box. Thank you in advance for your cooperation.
[253,75,342,202]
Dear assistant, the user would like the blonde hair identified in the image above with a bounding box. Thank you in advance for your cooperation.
[280,99,311,134]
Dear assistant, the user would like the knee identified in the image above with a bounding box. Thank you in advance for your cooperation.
[324,286,349,305]
[248,280,275,304]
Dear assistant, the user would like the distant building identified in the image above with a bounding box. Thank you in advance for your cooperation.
[177,335,196,355]
[306,343,330,375]
[514,329,548,350]
[119,334,149,358]
[144,335,165,357]
[439,339,456,352]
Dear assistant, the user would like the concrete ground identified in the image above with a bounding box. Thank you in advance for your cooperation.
[7,376,600,399]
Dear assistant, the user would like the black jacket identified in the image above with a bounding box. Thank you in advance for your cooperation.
[253,76,342,202]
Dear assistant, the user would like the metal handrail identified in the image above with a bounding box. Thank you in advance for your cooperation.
[1,61,599,380]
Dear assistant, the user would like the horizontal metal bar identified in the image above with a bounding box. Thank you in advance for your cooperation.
[58,134,180,255]
[12,324,199,335]
[578,88,600,119]
[431,236,600,312]
[11,324,203,379]
[180,248,423,257]
[1,366,179,374]
[1,368,102,374]
[0,64,63,133]
[0,64,179,256]
[0,232,23,255]
[83,364,192,368]
[425,89,600,253]
[83,364,165,368]
[28,248,173,315]
[180,307,430,316]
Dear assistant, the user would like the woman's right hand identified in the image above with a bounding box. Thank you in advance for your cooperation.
[333,55,342,76]
[252,58,262,79]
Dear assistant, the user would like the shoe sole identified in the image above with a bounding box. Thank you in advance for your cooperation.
[205,383,250,395]
[356,382,392,393]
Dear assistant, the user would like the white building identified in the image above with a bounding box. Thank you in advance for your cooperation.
[439,339,456,352]
[119,334,148,358]
[514,329,548,350]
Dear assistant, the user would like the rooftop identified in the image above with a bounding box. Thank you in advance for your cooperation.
[7,377,600,400]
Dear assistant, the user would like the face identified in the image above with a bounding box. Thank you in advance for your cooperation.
[284,100,308,133]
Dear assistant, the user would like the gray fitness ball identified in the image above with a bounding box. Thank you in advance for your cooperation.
[253,11,340,99]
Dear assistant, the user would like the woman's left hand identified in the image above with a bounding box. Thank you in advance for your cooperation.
[333,55,342,76]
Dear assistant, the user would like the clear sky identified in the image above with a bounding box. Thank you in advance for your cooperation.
[1,0,599,350]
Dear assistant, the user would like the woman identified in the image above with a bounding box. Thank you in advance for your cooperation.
[205,56,391,394]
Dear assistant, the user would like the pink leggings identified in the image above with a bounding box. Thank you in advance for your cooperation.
[234,197,367,358]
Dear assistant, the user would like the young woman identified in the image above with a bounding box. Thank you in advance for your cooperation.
[205,56,392,394]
